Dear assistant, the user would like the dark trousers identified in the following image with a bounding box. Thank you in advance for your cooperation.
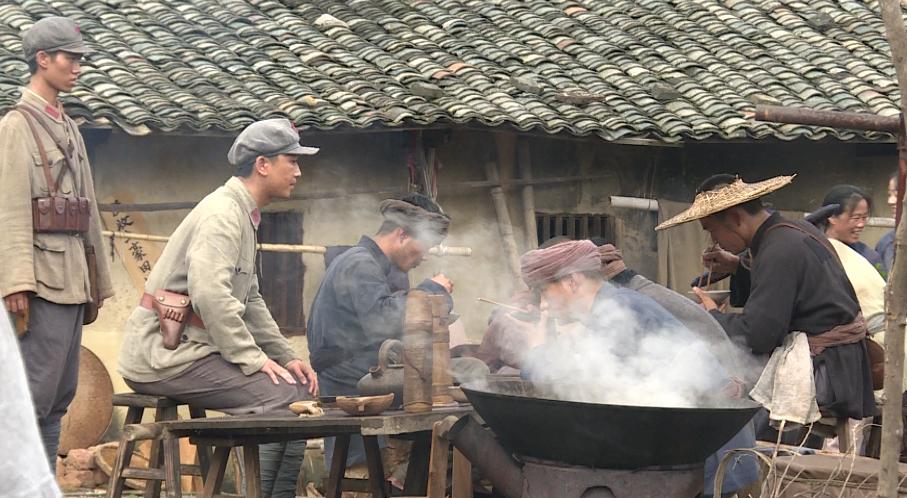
[126,354,311,498]
[752,408,826,449]
[18,297,84,471]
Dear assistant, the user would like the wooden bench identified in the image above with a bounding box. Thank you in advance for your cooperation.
[105,393,210,498]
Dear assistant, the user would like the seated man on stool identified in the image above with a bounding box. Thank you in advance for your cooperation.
[118,119,319,498]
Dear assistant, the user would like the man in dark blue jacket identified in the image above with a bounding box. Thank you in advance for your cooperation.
[307,193,452,467]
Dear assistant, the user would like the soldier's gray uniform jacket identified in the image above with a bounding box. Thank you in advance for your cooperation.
[118,177,299,383]
[0,88,113,304]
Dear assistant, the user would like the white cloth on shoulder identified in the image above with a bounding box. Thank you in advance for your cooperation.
[749,332,820,428]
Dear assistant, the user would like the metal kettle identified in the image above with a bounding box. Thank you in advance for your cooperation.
[357,339,404,406]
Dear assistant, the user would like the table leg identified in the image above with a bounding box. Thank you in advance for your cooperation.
[243,444,263,498]
[403,431,432,496]
[364,436,388,498]
[188,406,211,480]
[325,435,351,498]
[200,447,230,498]
[162,433,183,498]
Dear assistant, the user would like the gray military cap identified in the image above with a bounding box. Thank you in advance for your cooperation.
[228,118,319,168]
[22,16,93,61]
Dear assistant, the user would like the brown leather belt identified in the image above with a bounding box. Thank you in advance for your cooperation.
[140,292,206,329]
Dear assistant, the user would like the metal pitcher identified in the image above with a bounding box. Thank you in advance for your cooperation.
[357,339,404,406]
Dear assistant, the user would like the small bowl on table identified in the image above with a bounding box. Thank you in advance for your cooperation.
[336,393,395,416]
[687,289,731,304]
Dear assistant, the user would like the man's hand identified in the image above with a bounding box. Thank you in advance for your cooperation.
[259,359,297,385]
[4,292,30,315]
[97,299,105,310]
[702,247,740,274]
[691,287,718,312]
[431,273,454,294]
[286,359,319,396]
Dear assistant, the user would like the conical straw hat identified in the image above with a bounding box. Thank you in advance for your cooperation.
[655,175,796,230]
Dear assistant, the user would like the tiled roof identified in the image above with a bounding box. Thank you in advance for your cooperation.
[0,0,901,142]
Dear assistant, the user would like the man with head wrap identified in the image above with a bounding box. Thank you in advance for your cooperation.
[520,240,758,497]
[307,193,453,469]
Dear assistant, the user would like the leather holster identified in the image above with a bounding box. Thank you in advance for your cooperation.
[147,290,192,350]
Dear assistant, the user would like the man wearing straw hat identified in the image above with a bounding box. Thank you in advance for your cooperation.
[118,118,319,497]
[657,174,876,443]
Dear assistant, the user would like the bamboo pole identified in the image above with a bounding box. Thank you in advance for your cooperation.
[100,230,472,256]
[517,141,539,250]
[878,1,907,495]
[430,295,454,406]
[96,174,616,213]
[403,290,433,413]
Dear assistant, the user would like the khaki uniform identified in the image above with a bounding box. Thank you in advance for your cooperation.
[118,176,299,383]
[0,88,113,303]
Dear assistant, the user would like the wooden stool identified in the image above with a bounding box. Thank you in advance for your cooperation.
[106,393,210,498]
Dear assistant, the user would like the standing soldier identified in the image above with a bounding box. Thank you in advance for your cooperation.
[0,16,114,469]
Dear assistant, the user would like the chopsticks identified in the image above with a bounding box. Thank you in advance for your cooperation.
[703,243,717,291]
[476,297,529,314]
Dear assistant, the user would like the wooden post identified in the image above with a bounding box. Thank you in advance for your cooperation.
[517,141,539,250]
[485,160,527,291]
[879,2,907,495]
[880,120,907,497]
[577,142,596,208]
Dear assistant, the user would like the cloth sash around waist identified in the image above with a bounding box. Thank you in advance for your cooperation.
[806,312,866,356]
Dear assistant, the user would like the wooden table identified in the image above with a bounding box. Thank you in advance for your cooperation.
[156,406,473,498]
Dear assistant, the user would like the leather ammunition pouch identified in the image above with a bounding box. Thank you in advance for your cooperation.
[32,196,90,233]
[16,105,91,234]
[140,291,205,350]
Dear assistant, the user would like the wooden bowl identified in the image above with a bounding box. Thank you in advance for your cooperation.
[335,393,395,416]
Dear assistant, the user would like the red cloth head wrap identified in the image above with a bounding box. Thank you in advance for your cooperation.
[598,244,627,280]
[520,240,602,288]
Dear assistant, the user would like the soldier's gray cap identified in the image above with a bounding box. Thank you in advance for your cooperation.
[22,17,93,61]
[227,118,319,167]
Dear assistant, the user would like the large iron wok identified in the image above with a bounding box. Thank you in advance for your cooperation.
[461,378,759,470]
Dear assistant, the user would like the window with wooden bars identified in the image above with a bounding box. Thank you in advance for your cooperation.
[257,211,307,337]
[536,212,620,246]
